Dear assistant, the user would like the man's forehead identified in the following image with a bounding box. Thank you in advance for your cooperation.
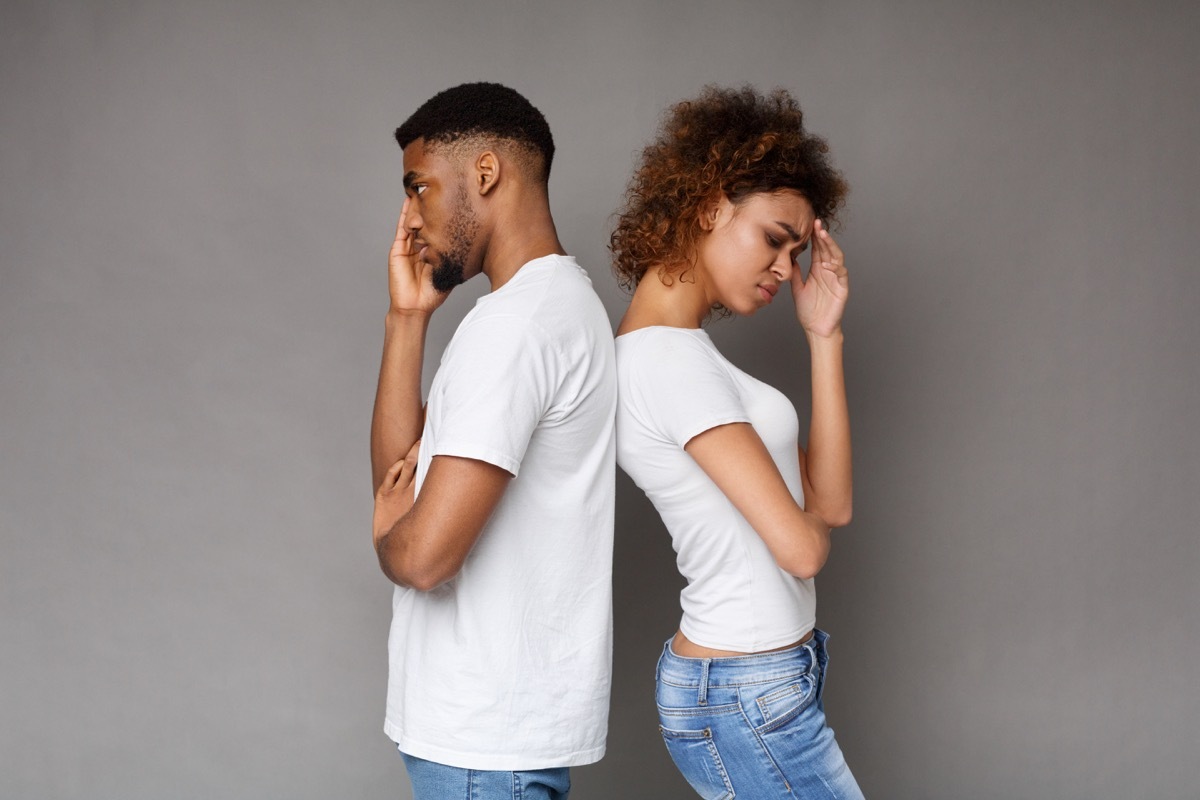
[403,137,470,175]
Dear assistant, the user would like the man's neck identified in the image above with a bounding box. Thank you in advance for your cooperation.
[480,198,566,292]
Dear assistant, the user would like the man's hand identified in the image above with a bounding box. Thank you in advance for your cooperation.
[373,439,421,550]
[389,197,450,316]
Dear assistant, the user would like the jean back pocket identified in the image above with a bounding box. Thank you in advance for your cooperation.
[659,725,735,800]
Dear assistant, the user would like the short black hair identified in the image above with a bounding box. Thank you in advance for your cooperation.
[395,82,555,181]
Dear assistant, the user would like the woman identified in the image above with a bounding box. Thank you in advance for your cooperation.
[611,86,863,799]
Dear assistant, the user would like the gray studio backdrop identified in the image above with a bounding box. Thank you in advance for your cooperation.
[3,2,1197,798]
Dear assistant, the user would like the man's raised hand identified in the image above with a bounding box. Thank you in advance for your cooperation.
[388,197,449,316]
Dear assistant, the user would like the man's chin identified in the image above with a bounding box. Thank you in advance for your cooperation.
[431,261,466,294]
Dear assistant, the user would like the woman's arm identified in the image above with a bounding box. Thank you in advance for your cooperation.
[686,423,831,580]
[793,219,852,527]
[801,331,852,526]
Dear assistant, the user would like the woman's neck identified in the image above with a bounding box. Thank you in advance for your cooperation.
[617,264,712,335]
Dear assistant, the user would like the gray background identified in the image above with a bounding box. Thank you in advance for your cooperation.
[3,1,1197,798]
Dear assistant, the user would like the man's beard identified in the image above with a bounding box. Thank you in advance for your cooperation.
[431,186,478,293]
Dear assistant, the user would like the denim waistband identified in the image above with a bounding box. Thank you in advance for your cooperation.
[657,629,828,690]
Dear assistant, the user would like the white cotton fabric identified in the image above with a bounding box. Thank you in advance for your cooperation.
[385,255,616,770]
[615,326,815,652]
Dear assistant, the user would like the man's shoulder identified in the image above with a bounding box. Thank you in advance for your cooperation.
[469,260,608,342]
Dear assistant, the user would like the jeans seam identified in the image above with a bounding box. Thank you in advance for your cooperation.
[660,670,807,689]
[659,702,742,718]
[736,693,793,796]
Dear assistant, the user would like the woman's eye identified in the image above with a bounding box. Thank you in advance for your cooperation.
[766,234,781,248]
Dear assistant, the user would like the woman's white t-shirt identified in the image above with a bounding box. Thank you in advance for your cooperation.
[615,326,815,651]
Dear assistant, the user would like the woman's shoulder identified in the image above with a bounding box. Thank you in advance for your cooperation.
[617,326,739,390]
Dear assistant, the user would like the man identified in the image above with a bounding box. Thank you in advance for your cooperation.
[369,83,615,800]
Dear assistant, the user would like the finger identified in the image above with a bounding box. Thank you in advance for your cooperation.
[405,438,421,459]
[810,219,831,262]
[398,455,417,487]
[391,198,412,256]
[380,457,406,492]
[816,219,844,264]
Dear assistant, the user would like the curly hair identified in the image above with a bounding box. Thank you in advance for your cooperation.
[395,82,555,181]
[610,85,847,290]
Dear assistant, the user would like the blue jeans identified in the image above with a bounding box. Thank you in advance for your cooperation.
[400,752,570,800]
[656,629,864,799]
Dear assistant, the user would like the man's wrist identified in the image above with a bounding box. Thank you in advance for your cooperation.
[386,308,433,330]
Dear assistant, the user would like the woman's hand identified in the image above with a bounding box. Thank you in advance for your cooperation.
[792,219,848,338]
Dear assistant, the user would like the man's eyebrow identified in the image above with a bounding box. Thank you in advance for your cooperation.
[402,171,420,190]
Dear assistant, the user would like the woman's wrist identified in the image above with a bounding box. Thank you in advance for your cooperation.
[803,326,844,347]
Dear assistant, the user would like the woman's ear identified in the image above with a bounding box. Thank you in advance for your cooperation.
[476,151,500,196]
[698,193,730,231]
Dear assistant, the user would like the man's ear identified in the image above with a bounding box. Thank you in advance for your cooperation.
[697,193,730,232]
[475,151,500,196]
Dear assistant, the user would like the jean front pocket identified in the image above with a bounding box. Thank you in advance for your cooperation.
[658,725,735,800]
[752,673,817,734]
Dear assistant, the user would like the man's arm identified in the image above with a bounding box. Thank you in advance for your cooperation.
[370,198,447,491]
[370,312,428,491]
[374,454,511,591]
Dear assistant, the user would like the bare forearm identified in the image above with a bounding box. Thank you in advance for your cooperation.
[375,516,430,590]
[775,507,832,579]
[804,331,852,525]
[373,456,511,591]
[370,311,429,491]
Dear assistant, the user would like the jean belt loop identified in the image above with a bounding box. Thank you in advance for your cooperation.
[804,637,818,676]
[697,658,712,706]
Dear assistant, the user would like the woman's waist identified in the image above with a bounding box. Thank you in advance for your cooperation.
[670,628,813,659]
[657,628,828,688]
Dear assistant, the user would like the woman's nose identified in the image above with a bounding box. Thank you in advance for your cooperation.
[773,254,794,281]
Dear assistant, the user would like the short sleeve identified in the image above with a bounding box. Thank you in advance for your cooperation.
[625,333,749,448]
[430,314,557,476]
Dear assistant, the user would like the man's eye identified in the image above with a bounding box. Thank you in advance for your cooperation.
[414,184,428,196]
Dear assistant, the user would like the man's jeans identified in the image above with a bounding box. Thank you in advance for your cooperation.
[401,752,570,800]
[655,629,865,799]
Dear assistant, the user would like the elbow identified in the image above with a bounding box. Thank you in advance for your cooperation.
[401,568,451,592]
[776,547,829,581]
[378,540,463,592]
[808,499,852,529]
[773,513,833,579]
[784,555,827,581]
[823,508,852,528]
[388,558,461,592]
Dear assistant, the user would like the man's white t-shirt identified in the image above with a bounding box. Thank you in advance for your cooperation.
[615,326,815,652]
[385,255,616,771]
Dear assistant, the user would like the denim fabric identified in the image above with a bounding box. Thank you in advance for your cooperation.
[655,630,864,799]
[400,752,570,800]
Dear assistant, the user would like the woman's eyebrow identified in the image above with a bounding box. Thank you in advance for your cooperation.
[774,222,803,242]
